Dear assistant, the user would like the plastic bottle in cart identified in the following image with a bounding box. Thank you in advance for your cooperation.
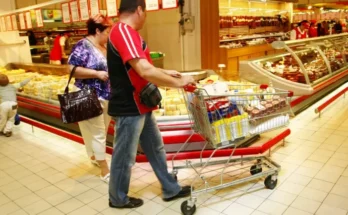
[241,113,249,137]
[228,117,238,140]
[236,115,243,138]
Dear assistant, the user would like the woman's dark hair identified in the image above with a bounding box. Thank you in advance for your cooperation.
[87,19,109,35]
[119,0,146,14]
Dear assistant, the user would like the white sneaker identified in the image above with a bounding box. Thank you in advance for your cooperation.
[100,173,110,184]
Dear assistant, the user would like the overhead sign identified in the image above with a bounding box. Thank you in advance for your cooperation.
[146,0,159,11]
[106,0,118,17]
[79,0,89,21]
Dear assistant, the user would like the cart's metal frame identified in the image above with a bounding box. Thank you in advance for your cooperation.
[171,84,290,215]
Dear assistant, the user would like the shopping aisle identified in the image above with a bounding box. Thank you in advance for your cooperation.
[1,85,348,215]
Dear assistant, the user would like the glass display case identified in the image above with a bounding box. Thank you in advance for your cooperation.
[239,33,348,95]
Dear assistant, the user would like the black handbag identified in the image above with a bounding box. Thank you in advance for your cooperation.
[58,66,103,124]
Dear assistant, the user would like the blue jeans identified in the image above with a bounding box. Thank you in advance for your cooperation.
[109,112,181,206]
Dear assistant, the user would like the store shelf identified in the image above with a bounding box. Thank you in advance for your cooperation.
[220,33,285,43]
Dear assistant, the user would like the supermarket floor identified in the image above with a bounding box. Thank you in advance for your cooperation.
[1,85,348,215]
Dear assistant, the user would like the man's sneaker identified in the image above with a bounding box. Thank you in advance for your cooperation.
[163,186,192,202]
[4,132,12,137]
[109,197,143,209]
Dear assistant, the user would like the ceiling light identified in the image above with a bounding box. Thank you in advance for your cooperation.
[308,5,312,9]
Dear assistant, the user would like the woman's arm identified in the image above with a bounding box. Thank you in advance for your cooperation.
[69,65,108,81]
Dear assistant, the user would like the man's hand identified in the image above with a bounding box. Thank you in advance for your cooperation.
[180,75,195,87]
[165,70,182,78]
[95,71,109,81]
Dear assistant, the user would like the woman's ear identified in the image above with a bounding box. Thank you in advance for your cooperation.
[96,28,101,35]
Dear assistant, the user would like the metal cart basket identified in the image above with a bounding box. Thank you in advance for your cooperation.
[171,83,292,215]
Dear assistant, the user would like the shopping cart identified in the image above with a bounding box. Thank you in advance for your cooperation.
[171,83,292,215]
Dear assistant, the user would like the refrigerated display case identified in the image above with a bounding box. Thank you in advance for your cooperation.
[239,33,348,96]
[1,63,211,152]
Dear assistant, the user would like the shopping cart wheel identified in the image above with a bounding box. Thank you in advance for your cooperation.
[264,175,278,190]
[181,200,196,215]
[250,165,262,175]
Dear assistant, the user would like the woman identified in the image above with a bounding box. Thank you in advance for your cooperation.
[68,14,112,183]
[27,31,38,55]
[50,32,69,64]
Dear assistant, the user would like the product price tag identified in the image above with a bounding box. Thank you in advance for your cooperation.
[70,1,80,22]
[89,0,100,17]
[162,0,177,9]
[19,13,26,29]
[146,0,159,11]
[11,15,18,30]
[35,9,44,27]
[0,17,6,32]
[106,0,118,17]
[61,3,71,23]
[6,16,12,31]
[79,0,89,21]
[25,11,32,29]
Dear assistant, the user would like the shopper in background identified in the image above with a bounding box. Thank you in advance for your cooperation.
[334,20,343,34]
[27,30,38,55]
[0,74,34,137]
[43,32,53,46]
[322,21,329,35]
[107,0,195,209]
[308,22,318,38]
[290,20,309,40]
[317,23,325,36]
[68,14,112,183]
[49,32,69,65]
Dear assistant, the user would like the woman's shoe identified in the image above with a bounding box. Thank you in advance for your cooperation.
[91,159,100,167]
[100,173,110,184]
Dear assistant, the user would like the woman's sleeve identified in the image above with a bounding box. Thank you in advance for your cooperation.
[68,41,90,67]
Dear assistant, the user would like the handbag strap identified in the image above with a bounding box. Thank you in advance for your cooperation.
[65,66,78,94]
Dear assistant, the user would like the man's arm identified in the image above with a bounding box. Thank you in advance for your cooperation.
[13,77,34,89]
[128,59,193,88]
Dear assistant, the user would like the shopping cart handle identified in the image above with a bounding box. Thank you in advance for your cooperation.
[184,84,197,92]
[288,91,294,97]
[259,84,268,90]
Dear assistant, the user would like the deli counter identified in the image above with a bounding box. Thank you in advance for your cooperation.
[1,63,211,152]
[239,34,348,96]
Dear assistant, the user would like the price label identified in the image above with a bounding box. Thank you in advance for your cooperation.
[19,13,26,29]
[79,0,89,21]
[61,3,71,23]
[0,17,6,32]
[146,0,159,11]
[106,0,118,17]
[89,0,100,17]
[6,16,12,31]
[25,11,32,29]
[36,9,44,27]
[162,0,177,9]
[11,15,18,30]
[70,1,80,22]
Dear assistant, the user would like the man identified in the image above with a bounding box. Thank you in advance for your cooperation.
[107,0,195,209]
[290,20,309,40]
[49,32,69,65]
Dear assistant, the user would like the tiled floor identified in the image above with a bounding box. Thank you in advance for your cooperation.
[1,84,348,215]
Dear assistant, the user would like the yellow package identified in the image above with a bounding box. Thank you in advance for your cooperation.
[212,119,231,145]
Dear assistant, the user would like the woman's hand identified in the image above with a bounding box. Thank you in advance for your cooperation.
[96,71,109,81]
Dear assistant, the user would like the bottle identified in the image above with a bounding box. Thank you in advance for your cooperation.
[241,113,249,137]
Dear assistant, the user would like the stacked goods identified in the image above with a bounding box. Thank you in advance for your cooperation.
[0,68,72,101]
[187,82,289,144]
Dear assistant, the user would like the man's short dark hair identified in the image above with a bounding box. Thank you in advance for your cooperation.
[119,0,146,14]
[299,20,309,26]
